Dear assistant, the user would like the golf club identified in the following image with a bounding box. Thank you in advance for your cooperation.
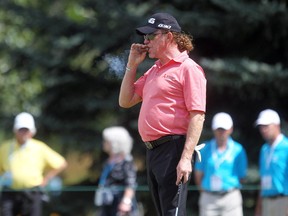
[175,180,183,216]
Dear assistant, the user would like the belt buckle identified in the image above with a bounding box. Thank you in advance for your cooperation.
[146,142,153,150]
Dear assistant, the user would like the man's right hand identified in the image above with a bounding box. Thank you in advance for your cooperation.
[127,43,148,68]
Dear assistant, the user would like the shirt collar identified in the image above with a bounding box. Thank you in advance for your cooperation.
[271,133,284,147]
[155,51,189,67]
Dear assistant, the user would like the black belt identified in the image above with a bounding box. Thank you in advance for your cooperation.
[204,189,237,196]
[144,135,185,150]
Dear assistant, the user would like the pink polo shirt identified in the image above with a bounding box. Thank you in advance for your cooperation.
[134,52,206,142]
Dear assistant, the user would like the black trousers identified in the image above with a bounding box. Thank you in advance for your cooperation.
[146,136,190,216]
[0,189,43,216]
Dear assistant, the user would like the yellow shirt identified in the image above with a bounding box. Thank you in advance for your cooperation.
[0,138,65,189]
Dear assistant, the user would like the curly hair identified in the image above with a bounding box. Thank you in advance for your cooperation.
[172,32,194,53]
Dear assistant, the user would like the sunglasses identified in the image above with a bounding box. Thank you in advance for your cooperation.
[144,32,167,41]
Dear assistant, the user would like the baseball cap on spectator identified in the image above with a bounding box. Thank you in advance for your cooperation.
[255,109,280,126]
[212,112,233,130]
[136,12,181,35]
[13,112,36,134]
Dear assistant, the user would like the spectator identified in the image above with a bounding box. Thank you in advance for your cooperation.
[254,109,288,216]
[95,126,139,216]
[0,112,67,216]
[195,112,248,216]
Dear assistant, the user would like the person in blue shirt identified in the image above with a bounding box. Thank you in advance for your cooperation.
[195,112,248,216]
[254,109,288,216]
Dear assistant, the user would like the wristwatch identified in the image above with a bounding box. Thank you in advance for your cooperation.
[122,197,132,205]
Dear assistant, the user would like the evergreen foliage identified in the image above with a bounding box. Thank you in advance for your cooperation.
[0,0,287,214]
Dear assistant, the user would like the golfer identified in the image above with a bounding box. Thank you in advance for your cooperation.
[119,12,206,216]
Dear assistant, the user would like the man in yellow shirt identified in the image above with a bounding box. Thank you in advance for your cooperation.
[0,112,67,216]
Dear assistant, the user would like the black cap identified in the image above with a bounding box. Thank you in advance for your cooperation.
[136,13,181,35]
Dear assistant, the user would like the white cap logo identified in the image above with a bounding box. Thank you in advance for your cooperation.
[158,24,172,29]
[148,18,155,24]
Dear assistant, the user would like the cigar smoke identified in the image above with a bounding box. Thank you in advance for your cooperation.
[104,50,129,79]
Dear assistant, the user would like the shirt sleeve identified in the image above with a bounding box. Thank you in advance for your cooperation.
[42,144,66,169]
[182,61,206,112]
[134,71,150,98]
[236,147,248,178]
[123,160,137,188]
